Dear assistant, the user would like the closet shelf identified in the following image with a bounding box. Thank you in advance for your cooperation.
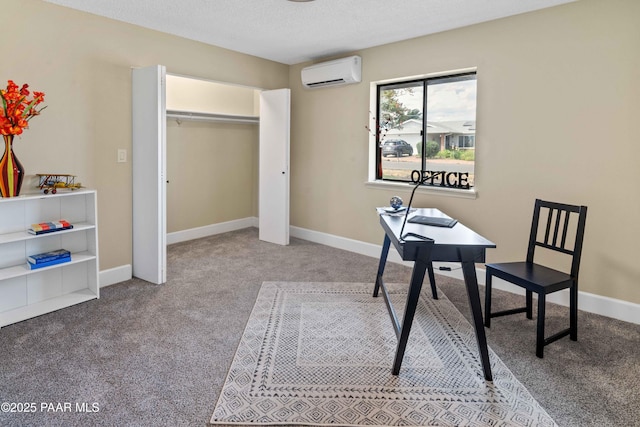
[166,110,259,125]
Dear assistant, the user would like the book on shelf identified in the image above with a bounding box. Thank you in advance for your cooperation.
[27,249,72,265]
[28,256,72,270]
[28,220,74,235]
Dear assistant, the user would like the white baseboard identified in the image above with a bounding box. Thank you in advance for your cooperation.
[99,264,132,288]
[290,226,640,325]
[166,217,258,245]
[102,222,640,325]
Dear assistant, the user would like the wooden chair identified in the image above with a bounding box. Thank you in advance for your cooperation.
[484,199,588,358]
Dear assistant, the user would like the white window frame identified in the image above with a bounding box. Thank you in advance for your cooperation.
[366,68,478,199]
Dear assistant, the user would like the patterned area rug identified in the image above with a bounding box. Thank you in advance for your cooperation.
[210,282,556,426]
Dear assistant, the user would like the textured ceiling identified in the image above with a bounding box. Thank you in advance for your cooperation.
[43,0,575,65]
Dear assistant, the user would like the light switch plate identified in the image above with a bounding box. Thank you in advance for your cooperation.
[117,149,127,163]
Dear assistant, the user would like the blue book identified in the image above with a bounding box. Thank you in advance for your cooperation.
[28,249,71,265]
[28,256,71,270]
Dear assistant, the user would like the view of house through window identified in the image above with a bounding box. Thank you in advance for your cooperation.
[376,72,477,189]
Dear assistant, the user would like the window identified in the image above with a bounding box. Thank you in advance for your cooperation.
[374,72,477,189]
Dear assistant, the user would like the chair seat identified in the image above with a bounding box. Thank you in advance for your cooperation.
[486,262,573,294]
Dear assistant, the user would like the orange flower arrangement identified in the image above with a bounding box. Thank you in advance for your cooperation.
[0,80,46,136]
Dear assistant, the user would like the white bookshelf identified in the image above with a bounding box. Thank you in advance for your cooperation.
[0,190,99,328]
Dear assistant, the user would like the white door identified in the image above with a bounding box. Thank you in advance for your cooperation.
[132,65,167,284]
[259,89,291,245]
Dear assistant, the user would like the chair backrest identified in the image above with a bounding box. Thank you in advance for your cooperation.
[526,199,588,279]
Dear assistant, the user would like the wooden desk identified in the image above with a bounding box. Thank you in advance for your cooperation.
[374,208,496,380]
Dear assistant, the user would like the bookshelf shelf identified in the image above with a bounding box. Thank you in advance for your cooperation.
[0,190,99,328]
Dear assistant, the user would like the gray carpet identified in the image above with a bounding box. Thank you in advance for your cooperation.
[0,227,638,426]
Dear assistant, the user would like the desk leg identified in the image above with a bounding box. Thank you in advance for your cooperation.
[392,246,430,375]
[459,249,493,381]
[373,235,391,298]
[426,263,438,300]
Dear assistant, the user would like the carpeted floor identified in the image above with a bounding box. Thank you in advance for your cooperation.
[0,227,639,426]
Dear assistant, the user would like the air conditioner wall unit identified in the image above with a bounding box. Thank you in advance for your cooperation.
[301,56,362,89]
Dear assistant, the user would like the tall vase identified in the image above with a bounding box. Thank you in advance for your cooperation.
[0,135,25,197]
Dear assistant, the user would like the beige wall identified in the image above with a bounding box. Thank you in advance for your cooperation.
[289,0,640,304]
[4,0,288,270]
[5,0,639,306]
[166,75,258,116]
[165,76,260,233]
[166,120,258,232]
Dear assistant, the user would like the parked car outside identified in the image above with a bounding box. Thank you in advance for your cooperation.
[382,139,413,157]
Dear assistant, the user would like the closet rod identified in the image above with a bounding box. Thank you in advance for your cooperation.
[166,110,259,125]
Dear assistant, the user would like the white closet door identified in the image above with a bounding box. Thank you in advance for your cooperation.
[259,89,291,245]
[132,65,167,284]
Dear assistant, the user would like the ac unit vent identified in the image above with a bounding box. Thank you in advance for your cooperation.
[306,78,346,88]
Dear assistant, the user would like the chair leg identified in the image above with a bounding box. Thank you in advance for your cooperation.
[484,271,492,328]
[536,294,546,358]
[570,281,578,341]
[525,290,533,319]
[426,262,438,300]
